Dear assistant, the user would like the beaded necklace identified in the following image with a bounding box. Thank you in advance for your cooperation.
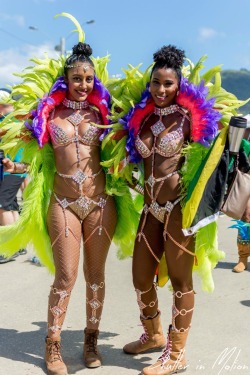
[154,104,179,116]
[62,98,89,110]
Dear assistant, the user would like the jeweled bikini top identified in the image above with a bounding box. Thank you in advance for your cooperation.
[49,103,102,148]
[135,104,187,158]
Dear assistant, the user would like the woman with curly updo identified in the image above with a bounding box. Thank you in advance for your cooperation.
[122,45,196,375]
[3,42,117,374]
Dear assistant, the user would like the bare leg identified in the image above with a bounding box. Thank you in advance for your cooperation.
[165,203,195,331]
[0,209,16,225]
[132,212,164,318]
[82,196,117,330]
[46,196,82,340]
[82,196,117,368]
[123,212,166,355]
[142,204,195,375]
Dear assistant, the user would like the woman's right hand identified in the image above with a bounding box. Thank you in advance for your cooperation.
[2,158,15,173]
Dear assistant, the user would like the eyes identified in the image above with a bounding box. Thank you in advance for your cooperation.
[151,79,174,88]
[71,75,94,84]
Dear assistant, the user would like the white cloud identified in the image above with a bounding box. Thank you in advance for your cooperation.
[198,27,226,41]
[0,13,25,27]
[0,44,60,87]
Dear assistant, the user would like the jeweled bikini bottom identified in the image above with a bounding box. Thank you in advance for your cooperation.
[146,198,182,223]
[54,193,107,221]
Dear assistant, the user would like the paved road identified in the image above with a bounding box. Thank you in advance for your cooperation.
[0,215,249,375]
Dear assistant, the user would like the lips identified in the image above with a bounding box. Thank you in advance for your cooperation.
[156,95,166,101]
[77,90,87,95]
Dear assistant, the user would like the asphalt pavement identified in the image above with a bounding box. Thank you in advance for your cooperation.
[0,214,250,375]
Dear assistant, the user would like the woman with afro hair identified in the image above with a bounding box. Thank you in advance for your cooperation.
[122,45,197,375]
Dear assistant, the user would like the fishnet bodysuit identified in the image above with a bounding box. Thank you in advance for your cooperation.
[46,102,117,338]
[132,105,194,330]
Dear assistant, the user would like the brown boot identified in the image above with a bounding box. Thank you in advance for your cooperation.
[45,337,67,375]
[233,242,250,273]
[142,325,189,375]
[123,311,166,354]
[83,328,102,368]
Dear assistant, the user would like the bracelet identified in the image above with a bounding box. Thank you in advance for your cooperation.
[134,183,144,195]
[14,162,28,174]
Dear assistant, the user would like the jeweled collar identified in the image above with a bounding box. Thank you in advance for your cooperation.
[62,98,89,110]
[154,104,179,116]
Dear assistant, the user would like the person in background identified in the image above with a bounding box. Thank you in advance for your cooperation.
[0,88,27,264]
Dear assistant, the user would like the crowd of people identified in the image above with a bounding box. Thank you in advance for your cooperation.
[0,36,249,375]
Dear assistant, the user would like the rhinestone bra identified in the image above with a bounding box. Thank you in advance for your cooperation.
[49,110,102,147]
[135,104,186,158]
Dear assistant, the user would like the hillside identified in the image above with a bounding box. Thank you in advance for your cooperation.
[221,69,250,115]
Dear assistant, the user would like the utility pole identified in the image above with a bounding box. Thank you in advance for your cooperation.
[55,37,66,56]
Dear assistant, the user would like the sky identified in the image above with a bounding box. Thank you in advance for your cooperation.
[0,0,250,89]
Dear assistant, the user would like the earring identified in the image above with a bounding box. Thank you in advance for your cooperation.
[176,90,179,97]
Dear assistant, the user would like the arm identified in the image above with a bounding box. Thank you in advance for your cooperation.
[2,158,29,174]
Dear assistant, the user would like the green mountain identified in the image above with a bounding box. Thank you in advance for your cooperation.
[221,69,250,115]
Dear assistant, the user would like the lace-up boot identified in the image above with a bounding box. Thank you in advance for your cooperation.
[45,337,67,375]
[123,311,166,354]
[142,325,189,375]
[83,328,102,368]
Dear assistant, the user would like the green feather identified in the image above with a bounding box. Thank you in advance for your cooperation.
[54,13,85,43]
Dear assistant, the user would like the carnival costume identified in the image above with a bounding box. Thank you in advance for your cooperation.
[101,54,250,374]
[0,13,139,374]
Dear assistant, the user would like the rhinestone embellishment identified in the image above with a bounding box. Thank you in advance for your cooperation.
[146,174,155,188]
[89,299,102,310]
[151,120,165,136]
[67,112,83,126]
[71,170,87,184]
[60,198,69,209]
[165,201,174,212]
[62,98,89,109]
[154,104,179,116]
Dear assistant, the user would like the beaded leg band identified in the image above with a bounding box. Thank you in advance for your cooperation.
[86,282,104,328]
[136,283,158,319]
[172,290,194,332]
[48,286,71,335]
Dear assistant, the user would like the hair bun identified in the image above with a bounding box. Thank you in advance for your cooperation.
[153,45,185,69]
[72,42,93,57]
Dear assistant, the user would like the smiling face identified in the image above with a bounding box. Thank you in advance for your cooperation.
[150,67,179,107]
[65,63,95,102]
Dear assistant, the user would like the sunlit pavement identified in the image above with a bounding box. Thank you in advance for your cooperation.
[0,214,249,375]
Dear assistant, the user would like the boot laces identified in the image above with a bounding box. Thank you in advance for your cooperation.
[48,341,63,362]
[86,332,98,354]
[158,332,171,364]
[139,323,149,344]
